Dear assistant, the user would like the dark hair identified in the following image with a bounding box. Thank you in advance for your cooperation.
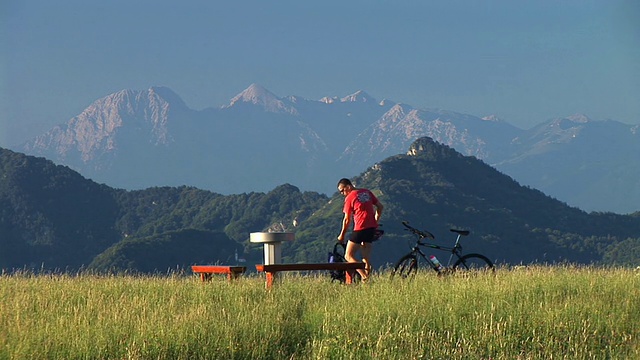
[337,178,353,187]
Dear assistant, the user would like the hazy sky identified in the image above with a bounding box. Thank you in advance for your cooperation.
[2,0,639,147]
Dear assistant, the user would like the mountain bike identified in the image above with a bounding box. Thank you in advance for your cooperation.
[391,221,494,278]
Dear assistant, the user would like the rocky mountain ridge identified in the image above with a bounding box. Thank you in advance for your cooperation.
[14,84,640,213]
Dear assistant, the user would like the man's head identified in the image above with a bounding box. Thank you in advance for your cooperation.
[337,178,353,196]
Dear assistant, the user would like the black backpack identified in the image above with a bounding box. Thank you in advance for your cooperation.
[327,242,347,282]
[327,227,384,282]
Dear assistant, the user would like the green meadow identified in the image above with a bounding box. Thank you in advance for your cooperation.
[1,266,638,359]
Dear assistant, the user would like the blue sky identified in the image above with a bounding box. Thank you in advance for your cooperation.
[2,0,639,147]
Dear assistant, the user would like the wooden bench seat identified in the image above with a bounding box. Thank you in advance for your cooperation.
[255,262,366,289]
[191,265,247,282]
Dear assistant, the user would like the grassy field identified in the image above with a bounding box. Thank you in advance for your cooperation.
[1,266,638,359]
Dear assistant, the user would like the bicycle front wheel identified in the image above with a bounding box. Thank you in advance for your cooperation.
[392,254,418,279]
[452,253,494,272]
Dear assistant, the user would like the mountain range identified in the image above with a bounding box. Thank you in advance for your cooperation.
[13,84,640,214]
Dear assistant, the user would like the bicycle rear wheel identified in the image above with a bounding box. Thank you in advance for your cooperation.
[392,254,418,279]
[452,253,494,272]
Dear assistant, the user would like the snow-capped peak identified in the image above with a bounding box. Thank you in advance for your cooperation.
[319,96,338,104]
[224,83,298,115]
[340,90,376,103]
[384,103,412,119]
[228,83,278,106]
[145,86,188,111]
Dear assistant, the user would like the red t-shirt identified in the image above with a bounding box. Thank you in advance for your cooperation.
[343,189,379,231]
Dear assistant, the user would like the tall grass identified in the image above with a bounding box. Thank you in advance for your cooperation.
[1,266,638,359]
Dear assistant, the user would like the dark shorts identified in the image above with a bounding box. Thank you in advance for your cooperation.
[349,227,377,244]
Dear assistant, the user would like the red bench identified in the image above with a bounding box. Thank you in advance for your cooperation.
[255,262,366,289]
[191,265,247,282]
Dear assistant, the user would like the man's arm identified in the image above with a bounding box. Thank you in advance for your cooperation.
[374,201,383,223]
[338,213,351,242]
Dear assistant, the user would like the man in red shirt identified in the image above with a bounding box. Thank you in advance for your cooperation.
[337,178,384,281]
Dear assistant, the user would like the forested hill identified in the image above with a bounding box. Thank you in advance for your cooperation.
[0,148,121,269]
[286,137,640,267]
[1,143,639,273]
[0,147,327,272]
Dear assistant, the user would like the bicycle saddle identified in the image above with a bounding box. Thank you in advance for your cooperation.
[450,229,470,236]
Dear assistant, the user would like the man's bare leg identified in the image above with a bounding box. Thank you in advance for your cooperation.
[360,242,372,278]
[345,241,368,280]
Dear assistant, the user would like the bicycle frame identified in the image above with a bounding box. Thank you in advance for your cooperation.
[408,232,466,270]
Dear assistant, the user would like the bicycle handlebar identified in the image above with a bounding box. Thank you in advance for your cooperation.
[401,221,435,239]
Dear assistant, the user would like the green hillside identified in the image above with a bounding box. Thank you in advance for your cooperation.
[288,137,640,267]
[87,229,245,273]
[1,140,639,273]
[0,149,121,269]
